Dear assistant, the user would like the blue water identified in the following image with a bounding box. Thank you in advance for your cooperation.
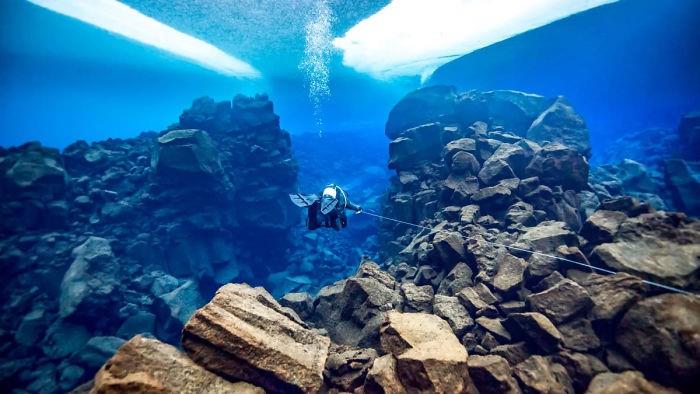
[1,0,699,392]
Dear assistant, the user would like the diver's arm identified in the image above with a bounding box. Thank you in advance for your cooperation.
[345,200,362,213]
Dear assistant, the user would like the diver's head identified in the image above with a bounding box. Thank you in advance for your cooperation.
[322,186,337,199]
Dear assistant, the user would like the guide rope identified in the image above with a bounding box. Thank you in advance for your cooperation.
[360,210,697,297]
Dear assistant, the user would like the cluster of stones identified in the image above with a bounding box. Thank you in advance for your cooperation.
[83,88,699,393]
[0,94,300,392]
[590,111,700,217]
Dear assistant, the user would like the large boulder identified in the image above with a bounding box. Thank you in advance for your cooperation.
[526,279,593,324]
[504,312,563,354]
[152,129,223,177]
[589,212,700,288]
[182,283,330,393]
[526,97,590,156]
[378,311,476,393]
[525,142,589,191]
[585,371,680,394]
[312,262,402,348]
[467,355,521,394]
[385,85,458,139]
[518,221,578,251]
[1,142,66,197]
[93,335,262,393]
[615,294,700,391]
[59,237,120,321]
[513,355,574,394]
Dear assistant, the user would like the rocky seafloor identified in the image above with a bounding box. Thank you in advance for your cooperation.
[1,86,699,393]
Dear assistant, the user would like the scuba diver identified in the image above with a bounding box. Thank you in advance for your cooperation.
[289,184,362,230]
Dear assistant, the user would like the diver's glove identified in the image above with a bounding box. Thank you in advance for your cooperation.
[356,206,363,214]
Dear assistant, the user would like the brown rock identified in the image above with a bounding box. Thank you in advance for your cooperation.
[468,355,521,394]
[504,312,563,354]
[324,346,377,392]
[513,355,574,394]
[493,252,527,293]
[400,282,434,313]
[526,279,592,324]
[585,371,680,394]
[182,284,330,393]
[379,311,475,393]
[92,335,262,393]
[581,273,645,324]
[615,293,700,391]
[363,355,407,394]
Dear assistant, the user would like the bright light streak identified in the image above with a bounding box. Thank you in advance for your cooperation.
[27,0,260,78]
[334,0,617,80]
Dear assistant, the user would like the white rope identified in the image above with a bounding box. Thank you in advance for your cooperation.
[360,210,698,297]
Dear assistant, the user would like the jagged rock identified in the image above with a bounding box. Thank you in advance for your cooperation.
[504,312,563,354]
[93,335,262,393]
[553,351,608,392]
[152,129,223,177]
[665,159,700,215]
[72,336,125,372]
[478,158,516,185]
[42,319,90,359]
[156,279,204,329]
[324,347,377,392]
[471,179,517,209]
[476,317,511,342]
[581,210,628,244]
[590,212,700,287]
[443,175,480,204]
[432,231,468,267]
[444,138,477,163]
[312,263,403,348]
[457,283,497,313]
[15,308,49,347]
[231,93,280,129]
[491,342,530,366]
[59,237,119,321]
[468,355,521,394]
[388,123,443,170]
[379,311,475,393]
[526,97,590,156]
[279,292,314,320]
[451,151,481,175]
[513,355,574,394]
[363,354,406,394]
[1,142,66,197]
[433,295,474,337]
[615,293,700,390]
[493,252,527,294]
[558,318,601,352]
[526,142,589,191]
[506,201,536,226]
[116,311,156,339]
[437,262,474,295]
[400,282,434,313]
[526,279,593,324]
[585,371,680,394]
[182,283,330,393]
[581,273,646,325]
[518,221,578,251]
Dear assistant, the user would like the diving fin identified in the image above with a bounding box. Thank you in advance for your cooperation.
[289,193,318,208]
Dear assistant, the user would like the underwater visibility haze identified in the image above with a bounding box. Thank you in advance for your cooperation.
[1,0,699,393]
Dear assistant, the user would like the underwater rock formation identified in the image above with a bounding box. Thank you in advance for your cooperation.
[0,93,300,392]
[5,86,700,393]
[592,110,700,217]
